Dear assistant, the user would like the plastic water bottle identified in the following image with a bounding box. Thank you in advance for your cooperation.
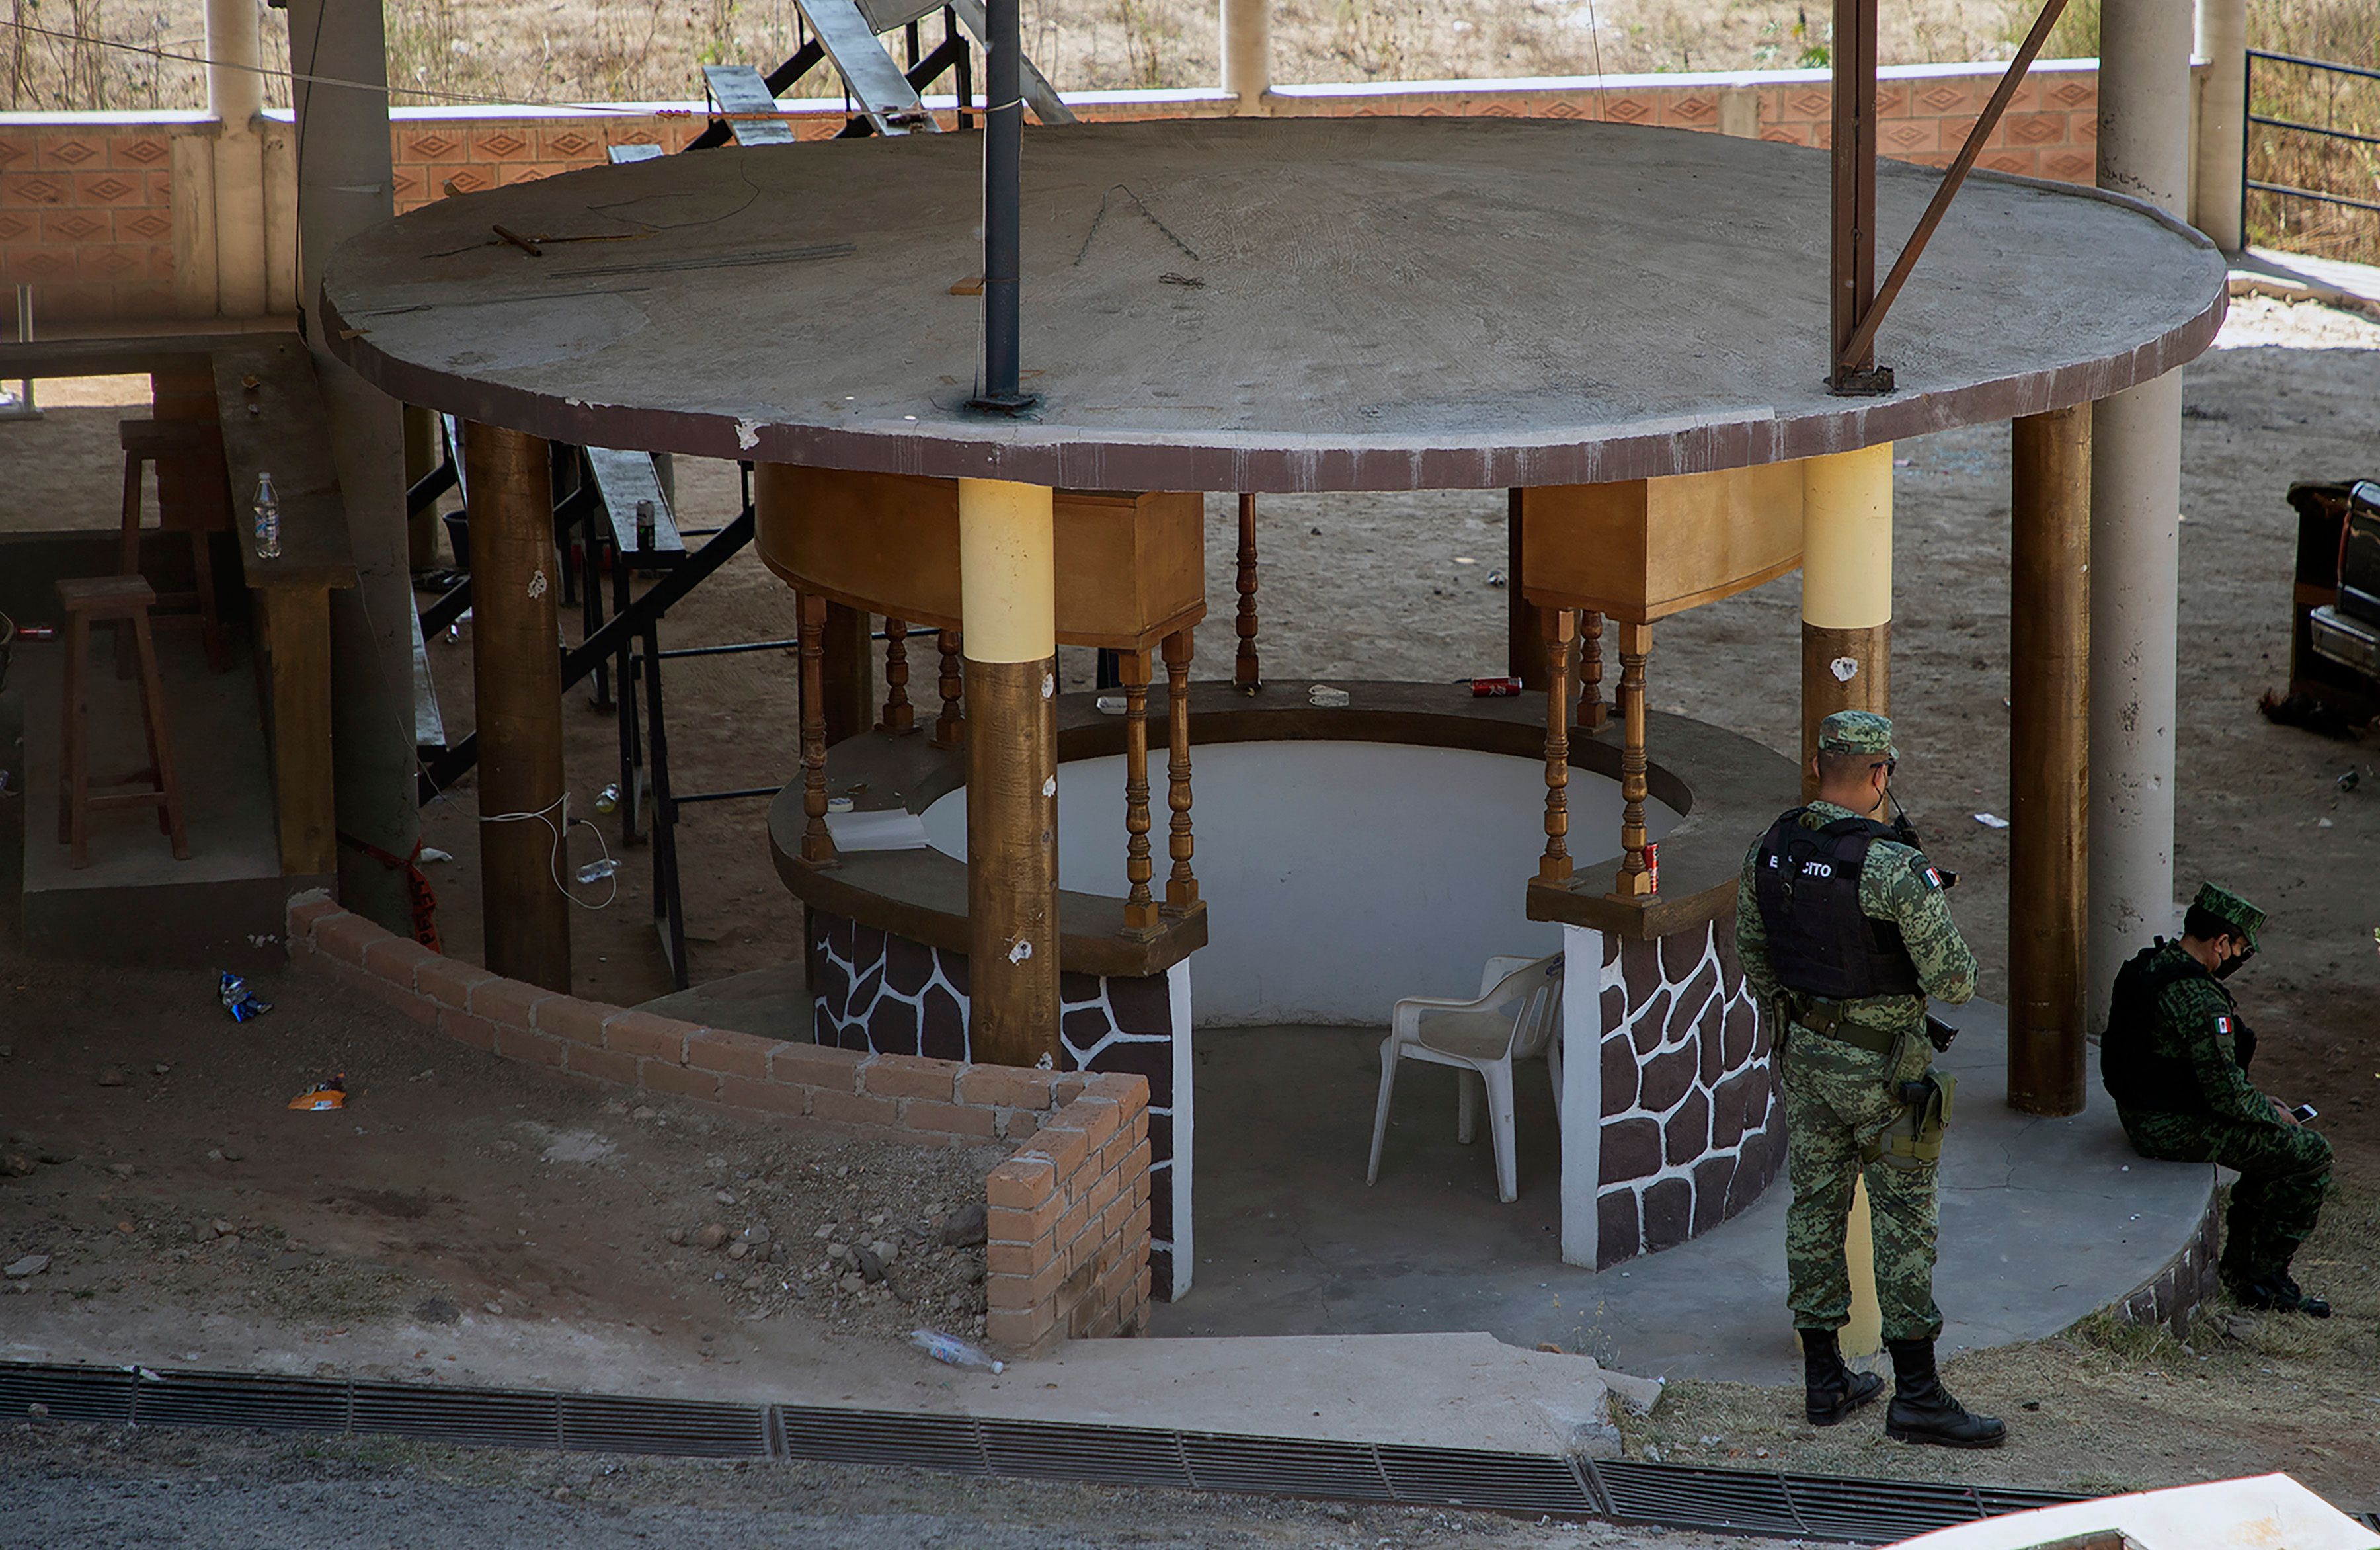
[252,472,282,560]
[575,858,619,884]
[908,1329,1004,1373]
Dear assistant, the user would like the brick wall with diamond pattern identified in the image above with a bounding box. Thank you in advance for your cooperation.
[2,61,2106,325]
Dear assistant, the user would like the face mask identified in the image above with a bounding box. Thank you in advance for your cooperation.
[2215,945,2254,980]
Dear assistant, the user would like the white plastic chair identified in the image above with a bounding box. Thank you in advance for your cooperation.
[1366,952,1565,1203]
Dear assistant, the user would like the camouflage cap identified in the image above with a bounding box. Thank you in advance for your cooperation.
[1816,710,1897,757]
[2191,882,2264,951]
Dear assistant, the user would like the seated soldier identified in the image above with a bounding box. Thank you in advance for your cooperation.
[2102,884,2334,1317]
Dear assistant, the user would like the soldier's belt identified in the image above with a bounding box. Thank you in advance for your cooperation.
[1791,1001,1899,1055]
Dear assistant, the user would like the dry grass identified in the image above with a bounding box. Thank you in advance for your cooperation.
[9,0,2065,115]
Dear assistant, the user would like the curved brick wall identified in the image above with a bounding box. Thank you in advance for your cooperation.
[284,893,1150,1352]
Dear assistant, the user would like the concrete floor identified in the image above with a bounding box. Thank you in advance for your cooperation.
[1151,1002,2214,1387]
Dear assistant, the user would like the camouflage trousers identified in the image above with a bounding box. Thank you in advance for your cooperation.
[2119,1108,2334,1287]
[1781,1032,1944,1342]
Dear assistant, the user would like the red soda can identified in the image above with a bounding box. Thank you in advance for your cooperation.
[1470,676,1524,696]
[13,624,55,640]
[1643,841,1660,893]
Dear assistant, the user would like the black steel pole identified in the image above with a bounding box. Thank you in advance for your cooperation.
[971,0,1035,412]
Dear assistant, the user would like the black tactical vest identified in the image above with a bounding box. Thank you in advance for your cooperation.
[2102,940,2253,1116]
[1751,808,1924,1000]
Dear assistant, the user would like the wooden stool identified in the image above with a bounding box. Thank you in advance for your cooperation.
[56,576,190,870]
[118,417,230,673]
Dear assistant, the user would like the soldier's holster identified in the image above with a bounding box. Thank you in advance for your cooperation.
[1864,1071,1956,1171]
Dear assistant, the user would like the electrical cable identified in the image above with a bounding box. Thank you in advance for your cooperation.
[478,792,620,911]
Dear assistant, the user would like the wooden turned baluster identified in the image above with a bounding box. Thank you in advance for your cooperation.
[1608,620,1654,899]
[1234,494,1261,694]
[880,618,914,733]
[1162,628,1199,914]
[932,628,965,749]
[1540,607,1576,883]
[1121,648,1158,934]
[798,592,835,864]
[1579,609,1610,731]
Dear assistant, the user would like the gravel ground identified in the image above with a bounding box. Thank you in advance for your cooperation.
[0,1424,1813,1550]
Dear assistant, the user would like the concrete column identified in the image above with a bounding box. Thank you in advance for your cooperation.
[2009,405,2092,1116]
[2090,0,2194,1027]
[260,118,299,315]
[288,0,418,934]
[1220,0,1271,116]
[2192,0,2248,250]
[463,422,571,992]
[1800,444,1893,787]
[959,477,1060,1068]
[206,0,267,317]
[167,132,219,319]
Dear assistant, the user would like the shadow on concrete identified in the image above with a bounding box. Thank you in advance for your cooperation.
[1153,1004,2215,1387]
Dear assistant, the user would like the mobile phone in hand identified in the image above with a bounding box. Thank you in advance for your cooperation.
[2291,1103,2319,1123]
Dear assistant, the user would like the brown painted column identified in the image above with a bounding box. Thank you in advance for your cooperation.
[1608,622,1655,899]
[820,602,875,745]
[2010,404,2092,1115]
[1539,606,1575,883]
[959,478,1060,1067]
[463,421,570,992]
[1801,444,1894,793]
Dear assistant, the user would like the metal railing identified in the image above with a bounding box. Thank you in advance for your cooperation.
[2246,48,2380,225]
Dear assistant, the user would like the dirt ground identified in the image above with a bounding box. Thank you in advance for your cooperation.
[0,1426,1820,1550]
[0,940,1006,1381]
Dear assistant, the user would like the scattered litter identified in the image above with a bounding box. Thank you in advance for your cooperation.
[130,1365,166,1383]
[2319,817,2336,829]
[2339,768,2360,793]
[1309,684,1351,709]
[219,971,272,1022]
[576,858,619,884]
[826,795,855,813]
[910,1328,1004,1373]
[1452,555,1476,566]
[594,783,621,816]
[1973,813,2011,829]
[1470,677,1523,697]
[4,1254,50,1278]
[1829,656,1860,683]
[1094,694,1126,715]
[417,846,454,864]
[287,1074,348,1112]
[1485,569,1507,587]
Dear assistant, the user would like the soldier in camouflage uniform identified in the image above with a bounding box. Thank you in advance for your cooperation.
[2104,883,2334,1317]
[1737,711,2004,1448]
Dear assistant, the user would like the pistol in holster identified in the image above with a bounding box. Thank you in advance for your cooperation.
[1864,1071,1956,1171]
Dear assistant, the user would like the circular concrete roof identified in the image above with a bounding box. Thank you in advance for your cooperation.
[323,116,2225,492]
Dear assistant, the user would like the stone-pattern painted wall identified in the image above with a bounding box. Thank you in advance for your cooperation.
[3,60,2110,323]
[809,909,1188,1300]
[2112,1194,2221,1334]
[1593,917,1784,1269]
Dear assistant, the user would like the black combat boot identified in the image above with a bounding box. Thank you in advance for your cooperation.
[1799,1328,1884,1426]
[2239,1274,2332,1318]
[1884,1338,2006,1449]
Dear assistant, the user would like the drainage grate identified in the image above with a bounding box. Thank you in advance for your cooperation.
[0,1363,135,1426]
[0,1359,2106,1543]
[130,1369,350,1435]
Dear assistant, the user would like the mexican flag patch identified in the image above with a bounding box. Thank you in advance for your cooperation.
[2215,1014,2234,1036]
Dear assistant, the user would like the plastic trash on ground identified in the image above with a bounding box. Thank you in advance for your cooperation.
[218,971,272,1022]
[288,1074,347,1112]
[594,783,621,815]
[576,858,619,883]
[909,1328,1004,1373]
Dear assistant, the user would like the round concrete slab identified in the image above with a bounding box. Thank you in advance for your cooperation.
[323,117,2226,491]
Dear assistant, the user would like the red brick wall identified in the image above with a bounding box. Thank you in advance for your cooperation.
[0,114,187,323]
[284,891,1150,1353]
[984,1075,1154,1346]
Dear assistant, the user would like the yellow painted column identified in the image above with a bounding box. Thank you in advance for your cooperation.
[957,477,1061,1069]
[1801,442,1892,1357]
[1800,443,1894,787]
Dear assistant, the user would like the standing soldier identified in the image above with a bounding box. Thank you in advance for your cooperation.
[2104,884,2334,1317]
[1736,711,2004,1449]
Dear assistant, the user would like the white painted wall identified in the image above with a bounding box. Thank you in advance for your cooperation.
[922,741,1680,1027]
